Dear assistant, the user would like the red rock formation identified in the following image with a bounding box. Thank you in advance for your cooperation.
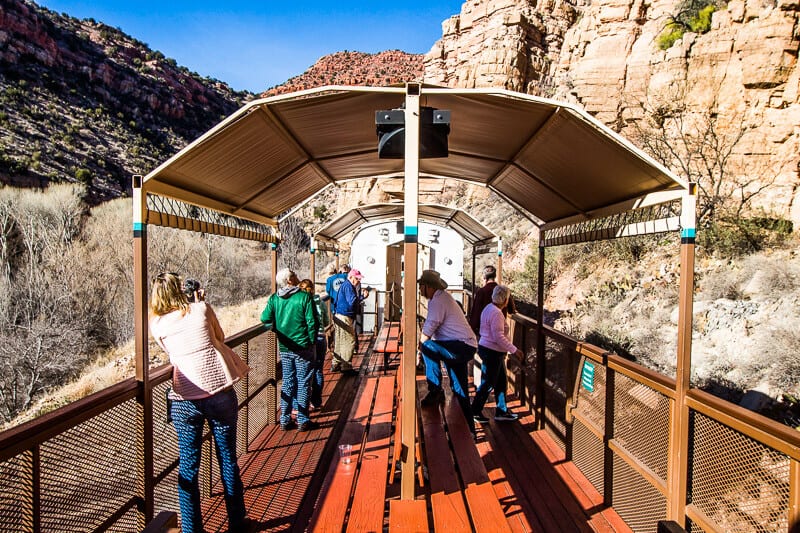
[261,50,423,97]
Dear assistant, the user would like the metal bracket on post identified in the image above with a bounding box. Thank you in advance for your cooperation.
[497,237,503,284]
[310,239,316,286]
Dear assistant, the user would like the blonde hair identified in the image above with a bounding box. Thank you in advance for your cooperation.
[298,278,314,294]
[150,272,190,316]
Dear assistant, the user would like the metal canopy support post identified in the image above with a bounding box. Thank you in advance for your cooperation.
[310,239,316,286]
[471,250,476,313]
[132,176,154,526]
[497,237,503,284]
[271,244,278,294]
[535,235,546,430]
[667,184,697,523]
[401,83,421,500]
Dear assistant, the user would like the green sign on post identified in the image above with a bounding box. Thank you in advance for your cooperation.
[581,361,595,393]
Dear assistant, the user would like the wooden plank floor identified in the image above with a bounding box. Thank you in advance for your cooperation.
[200,336,633,533]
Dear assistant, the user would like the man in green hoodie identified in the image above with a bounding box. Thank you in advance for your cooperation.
[260,268,319,431]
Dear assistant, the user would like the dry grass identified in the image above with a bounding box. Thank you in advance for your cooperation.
[547,236,800,403]
[3,297,268,430]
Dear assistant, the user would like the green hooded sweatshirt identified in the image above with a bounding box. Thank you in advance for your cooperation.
[260,286,318,353]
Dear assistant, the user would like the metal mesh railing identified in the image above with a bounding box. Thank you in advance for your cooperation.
[613,372,670,482]
[543,337,569,451]
[688,410,790,532]
[612,453,668,532]
[0,452,31,529]
[0,325,277,532]
[572,418,605,494]
[40,399,139,532]
[511,314,800,533]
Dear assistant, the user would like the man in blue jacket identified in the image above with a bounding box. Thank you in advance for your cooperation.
[332,268,363,373]
[325,263,349,304]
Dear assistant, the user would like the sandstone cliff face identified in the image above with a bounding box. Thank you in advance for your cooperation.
[424,0,800,224]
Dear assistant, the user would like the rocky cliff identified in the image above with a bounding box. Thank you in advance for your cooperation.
[261,50,423,97]
[0,0,245,201]
[423,0,800,225]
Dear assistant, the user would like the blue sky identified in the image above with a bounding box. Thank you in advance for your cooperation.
[35,1,464,93]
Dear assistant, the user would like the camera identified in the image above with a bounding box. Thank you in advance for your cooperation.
[184,278,202,302]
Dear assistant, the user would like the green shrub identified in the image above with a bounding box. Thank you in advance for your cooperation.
[690,4,716,32]
[657,1,720,50]
[698,216,792,257]
[74,168,92,185]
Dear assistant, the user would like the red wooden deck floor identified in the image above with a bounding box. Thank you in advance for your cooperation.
[200,336,632,533]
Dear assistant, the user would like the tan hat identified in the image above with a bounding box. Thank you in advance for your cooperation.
[417,269,448,290]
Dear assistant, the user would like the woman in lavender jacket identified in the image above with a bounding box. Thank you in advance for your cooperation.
[471,284,521,424]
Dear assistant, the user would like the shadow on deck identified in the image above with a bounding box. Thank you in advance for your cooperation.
[201,335,631,533]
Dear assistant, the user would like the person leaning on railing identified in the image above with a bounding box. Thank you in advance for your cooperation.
[417,269,478,438]
[298,278,330,411]
[471,284,521,424]
[149,272,251,533]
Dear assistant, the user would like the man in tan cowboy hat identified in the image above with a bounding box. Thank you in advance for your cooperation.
[417,269,478,437]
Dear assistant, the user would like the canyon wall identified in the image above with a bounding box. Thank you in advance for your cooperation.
[424,0,800,224]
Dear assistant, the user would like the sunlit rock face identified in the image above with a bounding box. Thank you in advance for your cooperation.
[423,0,800,224]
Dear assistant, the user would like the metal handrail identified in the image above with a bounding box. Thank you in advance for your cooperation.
[0,323,277,532]
[510,313,799,531]
[4,313,798,531]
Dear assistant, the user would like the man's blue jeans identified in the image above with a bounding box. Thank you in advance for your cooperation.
[171,388,246,533]
[471,345,509,415]
[420,339,476,431]
[281,349,313,425]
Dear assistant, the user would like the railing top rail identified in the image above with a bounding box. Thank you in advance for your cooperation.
[0,323,268,462]
[0,376,136,462]
[687,388,800,459]
[226,323,269,347]
[513,311,799,458]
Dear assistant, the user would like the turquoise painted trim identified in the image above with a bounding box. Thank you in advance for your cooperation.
[405,225,418,235]
[498,251,503,256]
[133,222,145,231]
[681,228,696,239]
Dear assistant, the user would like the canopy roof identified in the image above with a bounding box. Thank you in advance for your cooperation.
[142,86,686,228]
[314,203,496,246]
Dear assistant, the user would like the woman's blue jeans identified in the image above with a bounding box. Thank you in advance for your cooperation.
[471,345,509,415]
[171,388,246,533]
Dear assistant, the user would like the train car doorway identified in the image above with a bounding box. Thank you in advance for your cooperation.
[384,242,431,322]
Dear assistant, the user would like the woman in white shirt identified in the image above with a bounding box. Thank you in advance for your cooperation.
[149,272,249,533]
[471,284,521,424]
